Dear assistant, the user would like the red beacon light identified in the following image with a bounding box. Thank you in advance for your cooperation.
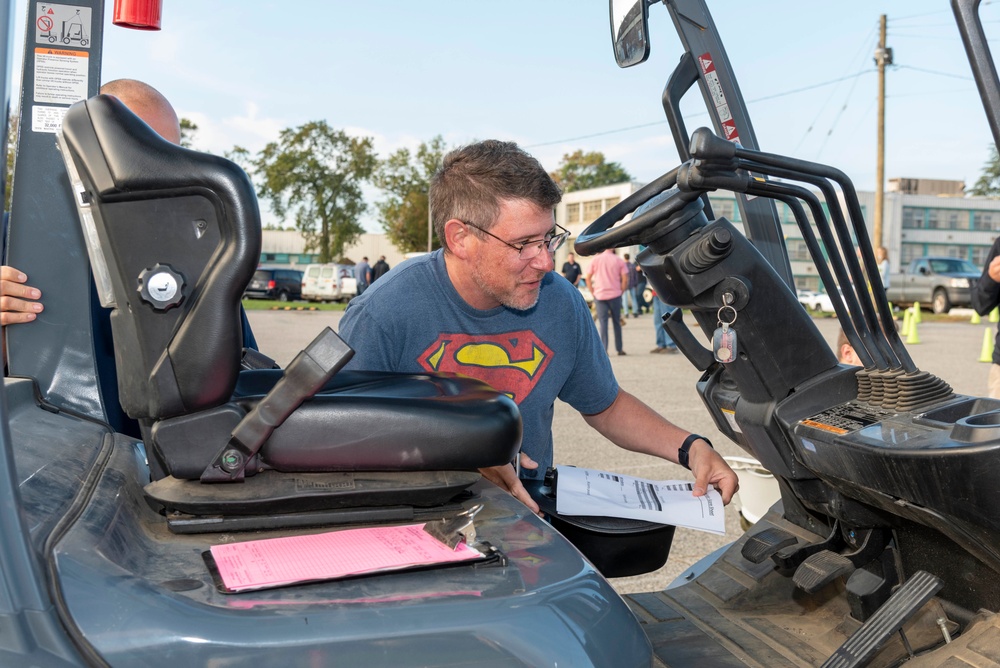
[112,0,161,30]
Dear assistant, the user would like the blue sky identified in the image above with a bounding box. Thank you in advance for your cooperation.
[12,1,1000,230]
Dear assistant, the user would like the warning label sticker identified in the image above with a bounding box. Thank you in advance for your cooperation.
[31,104,68,133]
[800,403,887,435]
[698,51,741,145]
[35,3,92,48]
[34,47,88,104]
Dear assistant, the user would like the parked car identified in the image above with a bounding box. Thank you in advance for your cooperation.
[301,263,358,302]
[797,288,841,313]
[885,256,980,314]
[243,267,303,301]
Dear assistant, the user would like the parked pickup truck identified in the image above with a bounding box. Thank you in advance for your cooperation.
[885,256,981,313]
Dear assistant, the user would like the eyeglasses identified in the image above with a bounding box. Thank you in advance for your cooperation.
[463,221,569,260]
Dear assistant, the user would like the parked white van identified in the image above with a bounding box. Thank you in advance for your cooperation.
[301,263,358,302]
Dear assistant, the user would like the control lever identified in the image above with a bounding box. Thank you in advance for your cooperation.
[200,327,354,482]
[662,307,714,371]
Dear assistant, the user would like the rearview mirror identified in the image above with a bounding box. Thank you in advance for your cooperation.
[610,0,649,68]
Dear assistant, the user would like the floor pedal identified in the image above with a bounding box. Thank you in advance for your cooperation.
[741,526,798,564]
[793,550,853,593]
[821,570,943,668]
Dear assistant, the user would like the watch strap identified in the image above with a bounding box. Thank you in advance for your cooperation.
[678,434,713,470]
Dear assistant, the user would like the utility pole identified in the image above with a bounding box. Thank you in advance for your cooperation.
[874,15,893,249]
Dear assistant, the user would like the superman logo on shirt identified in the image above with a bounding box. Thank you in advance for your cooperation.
[418,331,553,404]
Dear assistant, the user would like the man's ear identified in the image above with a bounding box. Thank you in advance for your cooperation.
[444,219,473,259]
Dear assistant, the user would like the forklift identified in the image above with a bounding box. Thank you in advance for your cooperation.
[3,0,1000,666]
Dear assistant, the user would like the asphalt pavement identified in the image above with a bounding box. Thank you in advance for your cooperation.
[247,305,994,595]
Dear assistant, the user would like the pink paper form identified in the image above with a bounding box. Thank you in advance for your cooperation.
[209,523,484,592]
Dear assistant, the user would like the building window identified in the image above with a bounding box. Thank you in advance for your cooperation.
[926,244,962,259]
[972,245,991,267]
[794,276,820,292]
[974,211,1000,231]
[788,240,810,262]
[582,200,603,223]
[710,198,735,221]
[566,203,580,224]
[264,253,276,261]
[901,207,922,229]
[926,209,961,230]
[901,244,923,264]
[604,197,620,210]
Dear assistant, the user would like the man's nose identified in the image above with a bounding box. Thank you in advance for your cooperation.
[532,249,556,272]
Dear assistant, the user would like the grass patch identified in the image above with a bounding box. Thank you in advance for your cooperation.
[242,299,347,312]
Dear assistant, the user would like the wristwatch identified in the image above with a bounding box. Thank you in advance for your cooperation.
[678,434,713,470]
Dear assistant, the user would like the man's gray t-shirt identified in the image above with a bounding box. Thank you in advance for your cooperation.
[338,249,619,478]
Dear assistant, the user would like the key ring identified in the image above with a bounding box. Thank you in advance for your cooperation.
[717,304,737,327]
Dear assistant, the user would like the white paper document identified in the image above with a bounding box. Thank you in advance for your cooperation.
[555,465,725,535]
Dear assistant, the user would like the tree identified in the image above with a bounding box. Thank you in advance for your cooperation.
[549,149,631,193]
[374,136,446,253]
[970,143,1000,197]
[5,114,17,212]
[179,117,199,149]
[245,121,377,263]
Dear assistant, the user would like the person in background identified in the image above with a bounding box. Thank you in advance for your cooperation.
[635,264,649,315]
[836,328,863,366]
[338,139,738,514]
[354,256,372,296]
[587,248,629,356]
[650,289,679,354]
[371,255,390,282]
[561,252,582,287]
[973,238,1000,398]
[876,246,890,288]
[622,252,640,318]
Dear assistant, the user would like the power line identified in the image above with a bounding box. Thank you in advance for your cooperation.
[524,70,873,149]
[893,64,973,81]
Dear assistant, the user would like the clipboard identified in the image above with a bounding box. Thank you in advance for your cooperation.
[203,506,503,593]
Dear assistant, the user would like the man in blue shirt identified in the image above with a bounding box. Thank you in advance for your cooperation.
[339,140,738,513]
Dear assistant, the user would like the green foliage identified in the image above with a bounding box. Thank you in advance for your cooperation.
[970,144,1000,197]
[5,114,16,212]
[244,121,377,263]
[374,136,446,253]
[179,117,199,149]
[549,149,631,193]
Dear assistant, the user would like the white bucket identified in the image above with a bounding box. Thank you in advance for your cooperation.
[724,456,781,525]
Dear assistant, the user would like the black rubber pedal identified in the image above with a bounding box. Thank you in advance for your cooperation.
[741,526,798,564]
[821,570,943,668]
[792,550,854,593]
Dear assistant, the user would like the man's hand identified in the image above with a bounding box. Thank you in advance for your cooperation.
[1,266,43,326]
[988,255,1000,283]
[687,439,739,505]
[479,458,541,515]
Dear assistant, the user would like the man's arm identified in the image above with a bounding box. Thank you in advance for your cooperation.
[582,388,739,504]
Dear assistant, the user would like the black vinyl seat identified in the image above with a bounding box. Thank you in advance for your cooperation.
[56,95,521,518]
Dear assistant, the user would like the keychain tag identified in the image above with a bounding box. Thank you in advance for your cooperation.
[713,303,738,364]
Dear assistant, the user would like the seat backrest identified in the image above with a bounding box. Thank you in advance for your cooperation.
[58,95,260,420]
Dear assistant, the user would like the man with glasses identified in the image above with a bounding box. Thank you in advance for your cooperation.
[339,140,737,514]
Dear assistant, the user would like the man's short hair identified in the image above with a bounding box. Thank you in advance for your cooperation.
[430,140,562,249]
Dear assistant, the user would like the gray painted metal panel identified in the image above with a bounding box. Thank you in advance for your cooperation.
[664,0,795,289]
[6,0,107,424]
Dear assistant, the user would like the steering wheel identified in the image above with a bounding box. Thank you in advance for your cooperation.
[573,166,700,256]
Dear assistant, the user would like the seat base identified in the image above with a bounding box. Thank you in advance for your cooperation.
[163,499,472,535]
[145,470,481,517]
